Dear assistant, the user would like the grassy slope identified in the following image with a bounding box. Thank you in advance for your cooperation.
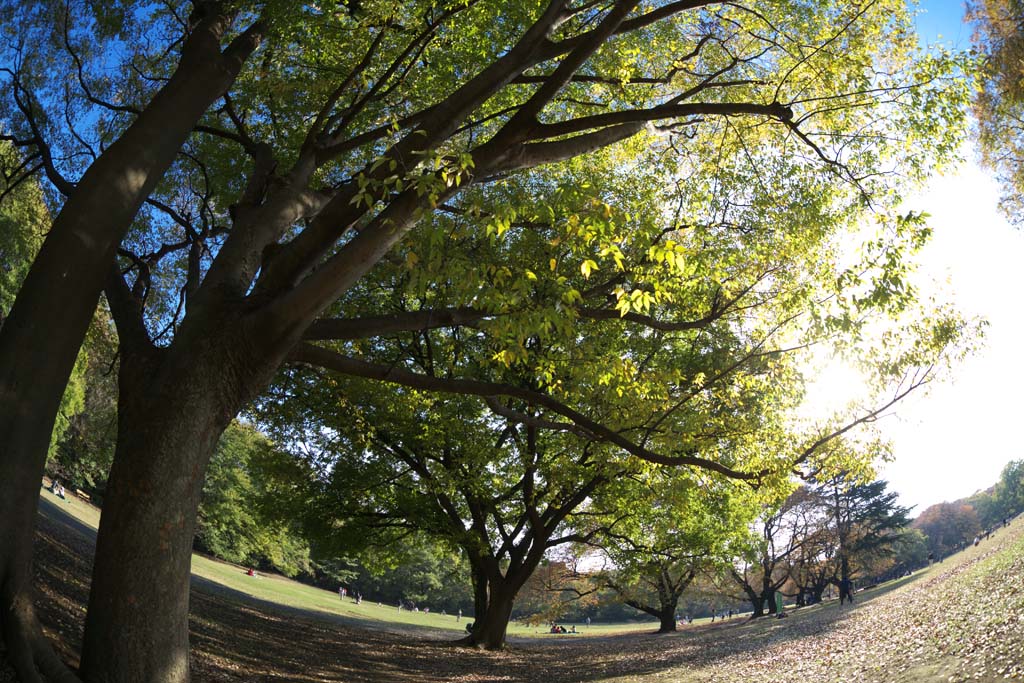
[604,513,1024,683]
[40,484,662,637]
[29,485,1024,682]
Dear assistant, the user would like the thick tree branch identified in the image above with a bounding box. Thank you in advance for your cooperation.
[288,343,764,479]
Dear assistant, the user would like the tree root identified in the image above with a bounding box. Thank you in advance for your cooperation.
[0,592,80,683]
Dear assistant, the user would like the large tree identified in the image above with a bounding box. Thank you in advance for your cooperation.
[260,371,625,650]
[2,0,969,679]
[816,475,913,591]
[0,3,264,680]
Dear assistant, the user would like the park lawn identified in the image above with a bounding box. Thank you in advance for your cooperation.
[38,482,659,638]
[193,552,662,637]
[24,484,1024,683]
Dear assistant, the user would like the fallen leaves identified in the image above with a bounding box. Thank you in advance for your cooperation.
[4,509,1023,682]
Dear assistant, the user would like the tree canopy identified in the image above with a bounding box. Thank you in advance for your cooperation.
[0,0,980,678]
[971,0,1024,222]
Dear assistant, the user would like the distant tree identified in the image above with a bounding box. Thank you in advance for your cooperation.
[817,476,913,590]
[594,471,757,632]
[729,474,912,612]
[912,502,982,557]
[965,488,1002,529]
[993,459,1024,518]
[194,421,315,578]
[883,528,930,577]
[780,486,836,605]
[970,0,1024,222]
[513,559,598,626]
[727,492,815,617]
[0,143,47,317]
[967,459,1024,527]
[351,539,474,613]
[47,309,118,498]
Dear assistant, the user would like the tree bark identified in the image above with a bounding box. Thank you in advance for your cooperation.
[469,584,517,650]
[79,321,271,683]
[470,563,488,630]
[657,607,678,633]
[764,591,778,615]
[0,13,261,680]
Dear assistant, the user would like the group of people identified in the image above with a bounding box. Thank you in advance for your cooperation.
[548,623,577,634]
[338,586,363,604]
[48,478,67,500]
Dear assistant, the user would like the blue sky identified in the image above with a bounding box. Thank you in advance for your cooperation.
[914,0,970,48]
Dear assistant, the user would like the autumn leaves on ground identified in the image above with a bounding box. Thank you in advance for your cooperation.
[16,500,1024,683]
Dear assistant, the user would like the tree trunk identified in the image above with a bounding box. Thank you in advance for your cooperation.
[0,15,260,680]
[0,458,79,683]
[657,608,678,633]
[620,597,677,633]
[79,325,266,683]
[730,569,764,618]
[470,562,488,629]
[469,585,517,650]
[760,573,777,615]
[653,567,693,633]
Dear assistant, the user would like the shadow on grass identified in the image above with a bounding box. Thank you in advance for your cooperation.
[30,495,945,683]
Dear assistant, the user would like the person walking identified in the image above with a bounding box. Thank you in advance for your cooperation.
[839,577,854,604]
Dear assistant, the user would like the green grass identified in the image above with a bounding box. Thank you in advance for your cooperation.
[192,553,669,636]
[40,481,662,638]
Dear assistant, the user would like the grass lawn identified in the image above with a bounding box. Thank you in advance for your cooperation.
[39,480,660,637]
[23,482,1024,683]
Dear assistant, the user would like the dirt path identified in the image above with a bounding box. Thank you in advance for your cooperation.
[5,498,1024,682]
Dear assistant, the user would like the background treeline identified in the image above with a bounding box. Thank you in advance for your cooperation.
[911,461,1024,558]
